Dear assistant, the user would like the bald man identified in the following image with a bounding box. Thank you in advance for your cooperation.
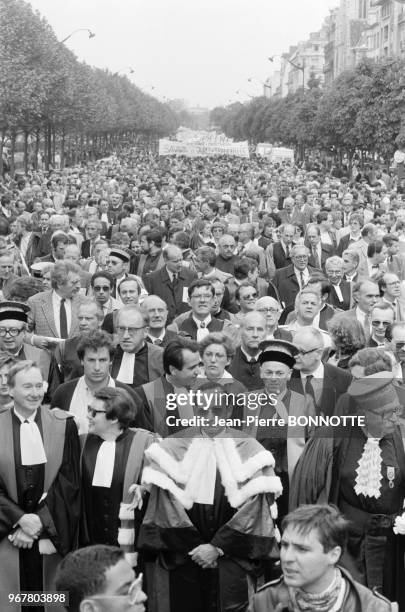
[143,245,197,323]
[255,296,292,341]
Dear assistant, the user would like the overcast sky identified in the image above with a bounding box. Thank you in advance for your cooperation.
[28,0,338,109]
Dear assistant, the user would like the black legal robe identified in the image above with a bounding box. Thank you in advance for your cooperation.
[0,411,80,611]
[80,429,135,546]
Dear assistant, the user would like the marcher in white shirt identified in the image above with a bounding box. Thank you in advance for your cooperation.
[284,289,332,347]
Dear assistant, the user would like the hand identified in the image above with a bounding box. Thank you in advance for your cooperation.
[128,484,148,510]
[9,528,34,549]
[18,514,42,538]
[189,544,219,569]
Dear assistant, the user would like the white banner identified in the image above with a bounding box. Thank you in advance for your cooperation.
[159,139,249,158]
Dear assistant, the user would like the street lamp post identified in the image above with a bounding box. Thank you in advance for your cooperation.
[60,28,96,44]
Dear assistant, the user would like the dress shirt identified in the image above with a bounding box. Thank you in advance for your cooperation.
[293,266,310,289]
[301,361,324,405]
[355,307,370,337]
[320,231,332,246]
[20,233,31,259]
[70,375,115,434]
[367,259,379,277]
[240,347,261,363]
[193,315,212,342]
[147,330,166,345]
[52,290,72,338]
[332,283,344,303]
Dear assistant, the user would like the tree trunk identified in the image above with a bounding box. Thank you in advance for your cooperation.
[23,130,29,174]
[61,128,65,169]
[9,130,16,177]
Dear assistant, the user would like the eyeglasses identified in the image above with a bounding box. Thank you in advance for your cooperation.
[371,321,391,328]
[93,286,110,292]
[394,341,405,350]
[87,406,106,418]
[116,326,145,335]
[296,346,322,356]
[257,307,279,314]
[191,294,213,301]
[242,293,258,300]
[0,327,24,337]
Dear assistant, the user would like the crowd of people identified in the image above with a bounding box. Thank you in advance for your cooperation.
[0,146,404,611]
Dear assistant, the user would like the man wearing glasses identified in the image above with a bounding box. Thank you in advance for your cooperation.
[110,306,163,390]
[143,245,197,324]
[168,279,225,341]
[368,301,395,349]
[56,545,147,611]
[0,301,60,401]
[381,272,405,322]
[51,330,136,434]
[255,296,292,341]
[273,244,317,309]
[289,327,352,417]
[91,271,121,318]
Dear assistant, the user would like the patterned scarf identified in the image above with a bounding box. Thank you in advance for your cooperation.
[288,569,343,612]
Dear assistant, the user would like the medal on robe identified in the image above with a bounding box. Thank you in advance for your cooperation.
[387,466,395,489]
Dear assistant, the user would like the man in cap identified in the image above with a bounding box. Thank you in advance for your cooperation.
[107,247,145,304]
[0,301,60,399]
[291,349,405,606]
[0,360,81,607]
[245,339,311,519]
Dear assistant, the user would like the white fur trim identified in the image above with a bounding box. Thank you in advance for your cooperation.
[119,503,134,521]
[227,476,283,508]
[219,439,275,482]
[142,466,193,508]
[118,528,135,546]
[270,503,278,520]
[125,552,138,567]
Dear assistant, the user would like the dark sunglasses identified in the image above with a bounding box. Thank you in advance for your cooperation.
[93,286,110,292]
[87,406,106,418]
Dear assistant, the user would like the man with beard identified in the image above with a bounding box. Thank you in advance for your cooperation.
[0,361,80,611]
[137,229,165,278]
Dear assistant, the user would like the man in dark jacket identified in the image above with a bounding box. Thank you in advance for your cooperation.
[250,504,393,612]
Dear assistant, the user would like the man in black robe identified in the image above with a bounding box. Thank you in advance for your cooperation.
[0,360,80,612]
[80,386,155,568]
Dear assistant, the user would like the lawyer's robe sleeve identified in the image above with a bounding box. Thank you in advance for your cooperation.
[37,417,81,555]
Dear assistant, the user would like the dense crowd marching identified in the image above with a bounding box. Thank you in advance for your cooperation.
[0,146,404,611]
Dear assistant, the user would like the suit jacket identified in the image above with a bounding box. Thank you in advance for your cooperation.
[133,376,179,436]
[289,363,352,417]
[16,232,41,267]
[175,314,225,340]
[54,336,82,382]
[267,242,292,271]
[110,343,164,389]
[308,243,334,271]
[337,233,362,257]
[228,347,262,391]
[143,266,197,324]
[387,253,405,281]
[27,290,82,338]
[145,329,178,348]
[278,208,306,227]
[273,264,317,308]
[327,281,351,311]
[51,377,137,411]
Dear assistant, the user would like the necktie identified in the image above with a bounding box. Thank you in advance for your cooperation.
[154,338,162,346]
[312,246,320,269]
[304,374,318,412]
[300,271,305,289]
[285,245,290,259]
[60,298,68,339]
[200,322,206,328]
[111,279,117,298]
[172,273,178,289]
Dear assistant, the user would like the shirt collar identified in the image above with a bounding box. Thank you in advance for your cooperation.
[241,346,261,362]
[192,314,211,328]
[14,407,38,423]
[300,361,324,380]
